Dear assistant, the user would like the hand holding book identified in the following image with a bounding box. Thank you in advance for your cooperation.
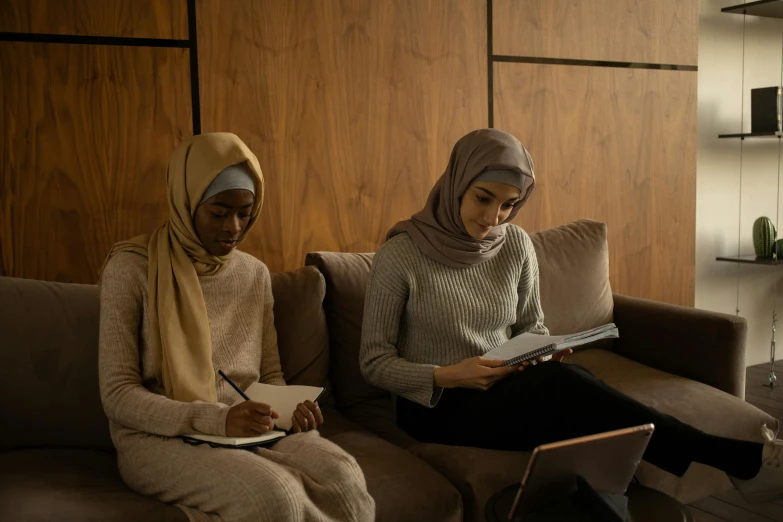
[433,356,519,390]
[483,323,619,367]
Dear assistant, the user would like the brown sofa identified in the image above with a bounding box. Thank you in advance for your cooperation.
[0,219,774,522]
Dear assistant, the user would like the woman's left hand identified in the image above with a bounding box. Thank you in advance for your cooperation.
[518,348,573,372]
[291,400,324,433]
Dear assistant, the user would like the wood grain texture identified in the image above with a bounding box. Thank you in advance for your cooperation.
[493,0,699,66]
[0,42,191,283]
[197,0,488,272]
[0,0,188,39]
[494,63,696,306]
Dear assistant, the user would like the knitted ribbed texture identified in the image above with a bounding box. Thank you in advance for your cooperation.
[99,250,285,438]
[360,225,548,407]
[99,250,374,522]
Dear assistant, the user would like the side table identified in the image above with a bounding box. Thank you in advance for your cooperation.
[486,482,693,522]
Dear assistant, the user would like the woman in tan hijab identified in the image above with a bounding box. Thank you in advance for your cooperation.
[360,128,783,503]
[99,133,374,522]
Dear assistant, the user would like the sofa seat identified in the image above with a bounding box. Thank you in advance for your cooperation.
[0,448,187,522]
[320,406,463,522]
[341,348,778,521]
[567,348,777,503]
[0,407,463,522]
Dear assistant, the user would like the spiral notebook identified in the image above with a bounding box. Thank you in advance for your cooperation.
[483,323,619,366]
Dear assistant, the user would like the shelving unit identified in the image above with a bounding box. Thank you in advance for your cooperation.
[716,0,783,388]
[723,0,783,19]
[718,131,783,138]
[716,255,783,266]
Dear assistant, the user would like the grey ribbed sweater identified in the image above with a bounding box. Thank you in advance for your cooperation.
[359,225,549,408]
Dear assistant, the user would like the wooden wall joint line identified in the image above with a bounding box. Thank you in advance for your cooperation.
[187,0,201,135]
[487,0,494,128]
[492,55,698,71]
[0,32,190,48]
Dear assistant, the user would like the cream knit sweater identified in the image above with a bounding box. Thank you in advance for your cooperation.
[99,250,285,437]
[98,250,375,522]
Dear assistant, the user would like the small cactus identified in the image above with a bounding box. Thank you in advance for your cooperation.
[753,216,777,258]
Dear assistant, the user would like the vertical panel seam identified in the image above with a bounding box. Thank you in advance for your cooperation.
[187,0,201,135]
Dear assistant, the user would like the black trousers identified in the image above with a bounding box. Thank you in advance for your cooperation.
[397,362,763,479]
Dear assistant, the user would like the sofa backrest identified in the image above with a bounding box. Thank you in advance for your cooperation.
[305,252,381,408]
[306,219,614,409]
[0,276,112,451]
[0,265,331,451]
[530,219,614,334]
[269,266,333,402]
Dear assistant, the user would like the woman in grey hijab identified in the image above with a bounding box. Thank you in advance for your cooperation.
[360,128,783,504]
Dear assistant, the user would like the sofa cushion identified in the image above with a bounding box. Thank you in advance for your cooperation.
[270,266,332,403]
[345,348,777,514]
[305,252,383,408]
[0,448,187,522]
[0,266,332,451]
[530,219,614,335]
[306,220,613,408]
[342,400,529,522]
[323,418,462,522]
[567,348,777,502]
[407,443,528,522]
[0,277,112,451]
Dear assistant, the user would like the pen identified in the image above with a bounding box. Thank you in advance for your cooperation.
[218,370,250,401]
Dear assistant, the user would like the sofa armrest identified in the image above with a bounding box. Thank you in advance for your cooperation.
[611,294,747,398]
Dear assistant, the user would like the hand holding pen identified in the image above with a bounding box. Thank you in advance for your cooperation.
[218,370,280,437]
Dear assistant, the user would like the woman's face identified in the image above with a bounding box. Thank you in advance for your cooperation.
[459,181,521,239]
[194,189,255,256]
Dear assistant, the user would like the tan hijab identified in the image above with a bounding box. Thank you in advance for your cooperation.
[387,129,535,268]
[102,133,264,403]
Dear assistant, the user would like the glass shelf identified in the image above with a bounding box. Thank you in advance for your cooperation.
[718,131,783,139]
[723,0,783,19]
[716,255,783,265]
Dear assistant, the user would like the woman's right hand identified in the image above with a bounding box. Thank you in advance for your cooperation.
[225,400,280,437]
[433,356,519,391]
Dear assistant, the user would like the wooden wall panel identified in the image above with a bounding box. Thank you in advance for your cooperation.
[197,0,488,272]
[494,63,696,306]
[0,43,191,283]
[493,0,698,66]
[0,0,188,39]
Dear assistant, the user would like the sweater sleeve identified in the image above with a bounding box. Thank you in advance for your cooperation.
[359,243,443,408]
[98,253,230,437]
[258,264,287,386]
[512,231,549,337]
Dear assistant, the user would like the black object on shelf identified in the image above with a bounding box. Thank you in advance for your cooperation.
[723,0,783,19]
[718,131,783,139]
[752,87,783,133]
[716,255,783,265]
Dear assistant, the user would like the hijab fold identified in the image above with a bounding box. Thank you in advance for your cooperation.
[387,129,535,268]
[102,133,264,403]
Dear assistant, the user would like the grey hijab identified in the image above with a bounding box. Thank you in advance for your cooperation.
[386,128,535,268]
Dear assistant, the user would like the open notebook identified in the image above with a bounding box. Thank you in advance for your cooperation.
[483,323,619,367]
[182,382,324,448]
[182,430,287,448]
